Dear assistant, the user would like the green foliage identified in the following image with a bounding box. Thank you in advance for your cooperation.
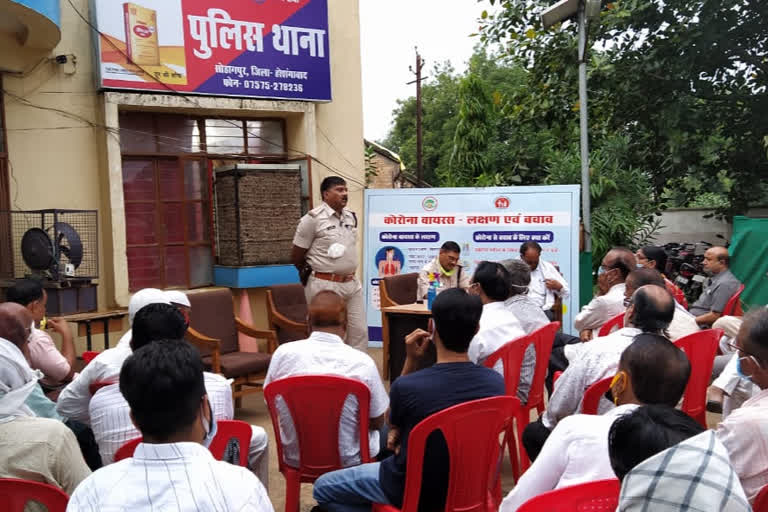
[544,135,661,268]
[443,72,494,186]
[477,0,768,217]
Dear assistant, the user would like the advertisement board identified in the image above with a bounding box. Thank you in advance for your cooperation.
[364,186,581,342]
[92,0,331,101]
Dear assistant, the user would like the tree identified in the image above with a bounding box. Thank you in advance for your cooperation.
[443,71,494,186]
[478,0,768,216]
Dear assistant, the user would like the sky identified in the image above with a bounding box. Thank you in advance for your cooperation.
[359,0,487,143]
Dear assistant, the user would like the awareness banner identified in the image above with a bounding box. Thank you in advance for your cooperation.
[92,0,331,101]
[363,186,581,342]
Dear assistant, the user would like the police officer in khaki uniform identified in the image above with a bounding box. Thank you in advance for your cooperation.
[291,176,368,351]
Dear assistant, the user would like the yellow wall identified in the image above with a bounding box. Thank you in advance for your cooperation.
[3,0,365,348]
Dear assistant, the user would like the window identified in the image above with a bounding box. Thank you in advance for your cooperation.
[119,112,286,291]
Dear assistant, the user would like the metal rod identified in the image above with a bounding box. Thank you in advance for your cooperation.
[577,3,591,252]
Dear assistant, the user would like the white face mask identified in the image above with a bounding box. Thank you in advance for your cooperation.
[201,399,218,448]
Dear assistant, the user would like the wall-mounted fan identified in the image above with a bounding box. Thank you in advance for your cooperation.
[20,221,85,279]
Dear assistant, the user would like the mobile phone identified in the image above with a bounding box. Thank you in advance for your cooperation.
[427,318,434,342]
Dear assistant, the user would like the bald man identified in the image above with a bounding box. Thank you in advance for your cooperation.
[0,303,32,358]
[264,291,389,467]
[689,247,742,327]
[574,247,637,340]
[525,284,675,461]
[0,303,103,469]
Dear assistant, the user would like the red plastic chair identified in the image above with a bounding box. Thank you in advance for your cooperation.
[207,419,253,467]
[674,328,723,427]
[754,484,768,512]
[581,376,614,415]
[516,478,620,512]
[0,478,69,512]
[112,419,252,465]
[372,396,520,512]
[484,321,560,478]
[265,375,372,512]
[114,437,142,461]
[722,284,745,317]
[597,312,625,337]
[81,351,100,364]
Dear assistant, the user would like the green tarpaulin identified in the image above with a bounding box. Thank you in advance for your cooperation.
[729,216,768,310]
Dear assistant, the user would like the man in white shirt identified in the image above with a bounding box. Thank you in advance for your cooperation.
[502,332,691,511]
[57,288,171,422]
[715,308,768,505]
[519,241,569,319]
[87,303,269,486]
[466,262,527,399]
[265,290,389,467]
[619,268,699,342]
[573,247,636,340]
[67,340,274,511]
[523,285,675,461]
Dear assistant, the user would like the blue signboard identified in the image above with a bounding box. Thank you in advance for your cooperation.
[364,186,582,343]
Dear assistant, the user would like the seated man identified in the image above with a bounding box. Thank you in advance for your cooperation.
[519,241,569,319]
[573,247,636,340]
[0,335,91,494]
[116,288,170,347]
[707,311,765,417]
[264,290,389,467]
[614,268,698,342]
[6,278,76,394]
[57,288,171,422]
[68,340,273,510]
[501,259,551,334]
[547,267,692,387]
[688,246,742,327]
[313,288,504,511]
[523,285,674,461]
[501,333,691,511]
[635,245,687,306]
[467,262,526,398]
[0,303,102,469]
[88,303,269,487]
[610,405,748,511]
[715,308,768,504]
[416,241,471,300]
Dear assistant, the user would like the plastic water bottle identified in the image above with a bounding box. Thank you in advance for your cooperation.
[427,281,437,310]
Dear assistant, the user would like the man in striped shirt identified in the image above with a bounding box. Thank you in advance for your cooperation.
[68,340,273,511]
[87,303,269,486]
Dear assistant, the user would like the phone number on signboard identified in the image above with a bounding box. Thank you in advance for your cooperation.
[241,81,304,92]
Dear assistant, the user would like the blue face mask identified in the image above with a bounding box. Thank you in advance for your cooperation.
[736,357,753,382]
[636,263,644,268]
[202,399,218,448]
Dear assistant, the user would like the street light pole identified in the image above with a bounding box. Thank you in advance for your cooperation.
[577,3,591,252]
[541,0,599,253]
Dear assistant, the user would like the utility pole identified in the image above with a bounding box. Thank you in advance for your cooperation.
[407,48,426,187]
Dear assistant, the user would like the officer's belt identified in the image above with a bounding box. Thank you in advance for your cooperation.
[313,271,355,283]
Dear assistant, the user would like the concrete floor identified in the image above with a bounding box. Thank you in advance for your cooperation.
[235,346,723,512]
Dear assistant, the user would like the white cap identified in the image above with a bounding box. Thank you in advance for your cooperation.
[165,290,191,308]
[128,288,171,324]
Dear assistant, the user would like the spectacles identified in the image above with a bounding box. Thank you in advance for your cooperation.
[725,341,764,368]
[623,297,633,308]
